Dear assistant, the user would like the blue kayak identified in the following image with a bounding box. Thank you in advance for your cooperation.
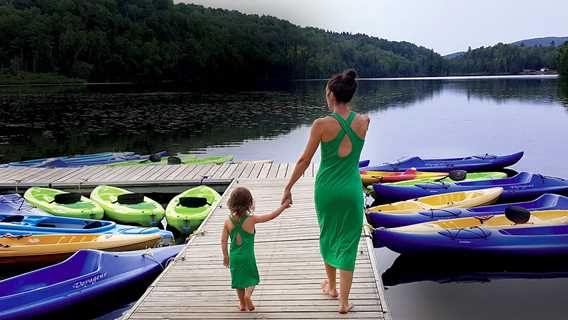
[0,151,168,168]
[361,151,523,172]
[373,210,568,255]
[0,214,174,245]
[372,172,568,202]
[368,194,568,228]
[0,245,183,320]
[0,194,48,215]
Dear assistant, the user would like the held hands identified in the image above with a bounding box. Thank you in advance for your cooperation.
[281,188,293,206]
[280,198,292,210]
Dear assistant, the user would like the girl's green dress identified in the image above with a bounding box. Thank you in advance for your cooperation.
[314,111,365,271]
[229,214,260,289]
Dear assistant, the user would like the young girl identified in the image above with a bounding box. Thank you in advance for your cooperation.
[221,186,291,311]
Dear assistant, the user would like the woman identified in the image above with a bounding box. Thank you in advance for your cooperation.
[281,69,369,314]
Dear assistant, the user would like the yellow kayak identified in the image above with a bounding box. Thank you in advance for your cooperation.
[395,209,568,233]
[368,187,503,214]
[0,233,161,267]
[361,169,447,186]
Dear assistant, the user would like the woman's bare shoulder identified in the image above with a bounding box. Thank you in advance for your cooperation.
[355,113,370,122]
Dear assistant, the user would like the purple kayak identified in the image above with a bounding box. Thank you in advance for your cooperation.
[361,151,523,172]
[372,172,568,203]
[367,194,568,228]
[0,245,183,320]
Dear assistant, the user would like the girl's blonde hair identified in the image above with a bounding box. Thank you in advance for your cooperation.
[227,187,253,217]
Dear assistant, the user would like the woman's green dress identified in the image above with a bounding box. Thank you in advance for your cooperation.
[314,111,365,271]
[229,214,260,289]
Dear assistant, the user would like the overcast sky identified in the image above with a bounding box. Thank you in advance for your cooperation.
[179,0,567,55]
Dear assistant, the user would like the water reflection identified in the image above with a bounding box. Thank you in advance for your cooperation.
[382,253,568,286]
[559,79,568,109]
[0,76,564,163]
[446,77,560,104]
[0,80,442,162]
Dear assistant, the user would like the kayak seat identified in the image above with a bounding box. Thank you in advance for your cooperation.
[179,197,210,208]
[168,156,182,165]
[83,221,104,229]
[149,153,162,162]
[116,193,145,205]
[1,215,25,223]
[36,223,57,228]
[53,192,82,204]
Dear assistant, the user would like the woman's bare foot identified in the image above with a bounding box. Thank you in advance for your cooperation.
[245,297,256,311]
[338,303,354,314]
[320,279,339,298]
[239,303,247,311]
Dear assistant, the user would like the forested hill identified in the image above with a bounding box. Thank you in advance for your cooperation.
[0,0,447,84]
[447,43,560,75]
[560,44,568,77]
[512,37,567,47]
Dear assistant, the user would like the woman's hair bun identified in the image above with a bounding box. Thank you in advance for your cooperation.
[343,69,357,81]
[327,68,358,103]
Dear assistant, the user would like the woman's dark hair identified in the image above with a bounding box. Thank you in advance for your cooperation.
[228,187,254,217]
[327,69,358,103]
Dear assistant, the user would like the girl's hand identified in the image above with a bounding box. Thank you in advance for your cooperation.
[281,198,292,210]
[223,255,229,268]
[281,188,293,206]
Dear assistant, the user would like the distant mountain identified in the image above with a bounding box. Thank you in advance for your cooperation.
[511,37,567,47]
[444,51,465,59]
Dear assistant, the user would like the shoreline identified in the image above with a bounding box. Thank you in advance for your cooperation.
[0,74,559,88]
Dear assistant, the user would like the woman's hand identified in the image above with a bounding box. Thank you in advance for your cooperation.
[281,187,293,206]
[223,255,229,268]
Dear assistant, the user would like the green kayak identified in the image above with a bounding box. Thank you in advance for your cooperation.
[90,185,165,227]
[108,154,234,167]
[23,187,104,219]
[366,172,508,196]
[166,185,221,235]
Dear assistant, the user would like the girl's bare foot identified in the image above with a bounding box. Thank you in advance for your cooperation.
[246,297,256,311]
[239,303,247,311]
[338,303,354,314]
[320,279,338,298]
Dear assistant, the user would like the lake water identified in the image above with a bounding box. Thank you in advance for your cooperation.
[2,75,568,319]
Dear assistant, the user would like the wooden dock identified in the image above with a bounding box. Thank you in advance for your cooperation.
[123,178,389,319]
[0,160,319,193]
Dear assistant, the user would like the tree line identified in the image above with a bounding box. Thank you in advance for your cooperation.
[560,43,568,77]
[448,43,560,75]
[0,0,564,83]
[0,0,447,84]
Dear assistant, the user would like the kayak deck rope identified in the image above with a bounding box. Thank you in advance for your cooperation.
[426,208,462,218]
[0,233,32,239]
[142,249,166,270]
